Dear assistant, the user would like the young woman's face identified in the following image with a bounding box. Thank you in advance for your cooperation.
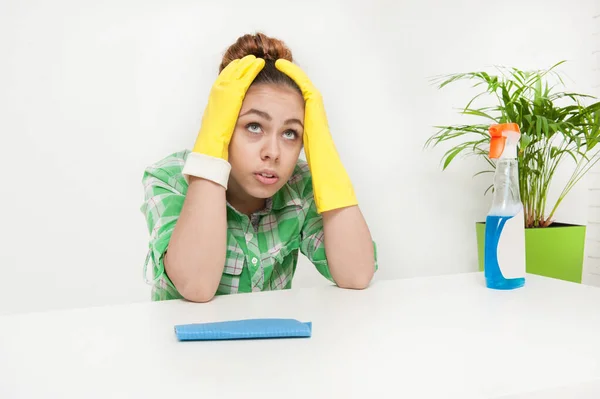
[227,83,305,212]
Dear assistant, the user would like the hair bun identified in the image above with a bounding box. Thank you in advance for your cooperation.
[220,32,293,72]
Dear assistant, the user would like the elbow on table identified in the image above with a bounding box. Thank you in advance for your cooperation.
[180,286,217,303]
[178,280,219,303]
[334,268,375,290]
[165,254,222,303]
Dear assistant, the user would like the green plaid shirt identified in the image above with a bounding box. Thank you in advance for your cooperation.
[140,149,377,301]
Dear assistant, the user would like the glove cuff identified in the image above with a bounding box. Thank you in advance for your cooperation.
[182,152,231,189]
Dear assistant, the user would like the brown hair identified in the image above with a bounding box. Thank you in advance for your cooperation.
[219,32,301,94]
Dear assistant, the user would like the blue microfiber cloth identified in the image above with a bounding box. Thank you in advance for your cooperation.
[174,318,312,341]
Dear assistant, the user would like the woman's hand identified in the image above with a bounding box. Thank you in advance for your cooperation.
[276,59,375,289]
[165,55,265,303]
[275,59,358,214]
[182,55,265,188]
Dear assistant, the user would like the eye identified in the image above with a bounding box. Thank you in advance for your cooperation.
[246,123,262,134]
[282,129,299,140]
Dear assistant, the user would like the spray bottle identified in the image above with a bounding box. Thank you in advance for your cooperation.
[484,123,526,290]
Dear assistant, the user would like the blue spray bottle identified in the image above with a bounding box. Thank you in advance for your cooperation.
[484,123,526,290]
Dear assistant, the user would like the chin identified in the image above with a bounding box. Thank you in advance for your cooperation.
[245,184,282,199]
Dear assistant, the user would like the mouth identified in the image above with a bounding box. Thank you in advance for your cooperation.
[254,171,280,185]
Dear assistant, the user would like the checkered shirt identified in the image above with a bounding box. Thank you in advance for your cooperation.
[140,150,376,301]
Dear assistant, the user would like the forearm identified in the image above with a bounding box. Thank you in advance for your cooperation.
[164,176,227,302]
[322,205,375,289]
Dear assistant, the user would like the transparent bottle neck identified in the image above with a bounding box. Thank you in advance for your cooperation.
[489,158,522,216]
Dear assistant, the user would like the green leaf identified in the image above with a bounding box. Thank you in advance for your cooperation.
[461,108,499,121]
[584,101,600,113]
[484,184,494,196]
[537,116,552,138]
[442,147,464,170]
[520,133,532,148]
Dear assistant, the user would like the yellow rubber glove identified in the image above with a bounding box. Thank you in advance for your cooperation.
[182,55,265,188]
[275,59,358,213]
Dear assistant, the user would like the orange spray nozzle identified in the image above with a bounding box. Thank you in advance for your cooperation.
[489,123,520,159]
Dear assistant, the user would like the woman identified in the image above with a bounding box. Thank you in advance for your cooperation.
[141,32,377,302]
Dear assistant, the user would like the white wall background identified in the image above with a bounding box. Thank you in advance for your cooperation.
[583,8,600,286]
[1,0,598,315]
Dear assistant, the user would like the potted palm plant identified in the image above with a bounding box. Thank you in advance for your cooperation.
[425,61,600,283]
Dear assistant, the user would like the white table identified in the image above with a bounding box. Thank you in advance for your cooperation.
[1,272,600,399]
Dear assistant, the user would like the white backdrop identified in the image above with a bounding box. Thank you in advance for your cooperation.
[1,0,597,314]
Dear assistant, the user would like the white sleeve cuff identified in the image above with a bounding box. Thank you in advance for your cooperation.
[182,152,231,189]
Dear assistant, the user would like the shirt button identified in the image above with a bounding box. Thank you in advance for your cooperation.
[251,257,258,265]
[245,233,253,241]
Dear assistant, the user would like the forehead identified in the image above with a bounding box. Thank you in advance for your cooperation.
[241,84,305,119]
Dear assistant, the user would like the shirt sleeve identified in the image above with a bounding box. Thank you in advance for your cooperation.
[140,153,188,301]
[298,171,379,284]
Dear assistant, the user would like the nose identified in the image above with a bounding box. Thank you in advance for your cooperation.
[260,134,280,162]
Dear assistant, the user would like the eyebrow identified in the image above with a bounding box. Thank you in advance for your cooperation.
[284,118,304,128]
[240,108,304,128]
[240,108,271,121]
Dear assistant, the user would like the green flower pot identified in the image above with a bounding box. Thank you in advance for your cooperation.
[476,222,586,283]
